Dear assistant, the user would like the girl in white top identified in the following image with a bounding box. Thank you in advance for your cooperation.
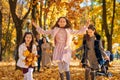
[17,32,37,80]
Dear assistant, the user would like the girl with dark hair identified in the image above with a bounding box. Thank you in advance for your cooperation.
[17,32,37,80]
[41,37,51,69]
[32,17,89,80]
[74,24,109,80]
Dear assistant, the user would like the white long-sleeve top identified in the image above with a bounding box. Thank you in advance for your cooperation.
[17,43,37,68]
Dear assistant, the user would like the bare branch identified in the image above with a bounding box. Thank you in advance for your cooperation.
[22,1,33,20]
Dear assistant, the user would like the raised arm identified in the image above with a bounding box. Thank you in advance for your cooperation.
[76,45,84,53]
[70,20,90,35]
[70,26,87,35]
[32,21,53,35]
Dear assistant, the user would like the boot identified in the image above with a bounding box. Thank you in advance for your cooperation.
[65,71,70,80]
[85,68,90,80]
[59,72,64,80]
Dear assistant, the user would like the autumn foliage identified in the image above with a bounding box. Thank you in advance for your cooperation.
[0,60,120,80]
[23,50,38,67]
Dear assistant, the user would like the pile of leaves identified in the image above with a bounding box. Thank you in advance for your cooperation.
[23,50,38,67]
[0,60,120,80]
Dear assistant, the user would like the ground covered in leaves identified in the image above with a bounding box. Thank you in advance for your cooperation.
[0,59,120,80]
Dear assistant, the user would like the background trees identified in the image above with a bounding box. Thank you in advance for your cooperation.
[0,4,2,61]
[0,0,120,61]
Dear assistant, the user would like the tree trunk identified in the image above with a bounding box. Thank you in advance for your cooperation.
[39,1,43,27]
[107,35,112,52]
[8,0,31,69]
[9,0,31,46]
[111,0,116,35]
[102,0,112,52]
[15,22,23,48]
[15,22,23,68]
[43,0,47,30]
[109,0,116,52]
[2,13,11,56]
[0,9,2,61]
[32,4,37,36]
[102,0,116,52]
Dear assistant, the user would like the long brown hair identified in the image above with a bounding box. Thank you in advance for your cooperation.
[52,17,72,29]
[84,24,99,41]
[22,32,34,52]
[41,37,48,44]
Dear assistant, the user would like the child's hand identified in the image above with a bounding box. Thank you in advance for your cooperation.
[72,50,77,60]
[72,50,76,54]
[105,56,110,61]
[36,55,40,58]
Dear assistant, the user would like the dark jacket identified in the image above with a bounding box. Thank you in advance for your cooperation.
[77,34,104,65]
[36,39,43,55]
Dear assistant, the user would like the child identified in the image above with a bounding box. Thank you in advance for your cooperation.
[35,33,43,72]
[74,24,109,80]
[32,17,88,80]
[41,37,51,69]
[17,32,37,80]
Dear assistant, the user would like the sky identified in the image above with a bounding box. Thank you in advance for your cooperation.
[117,0,120,2]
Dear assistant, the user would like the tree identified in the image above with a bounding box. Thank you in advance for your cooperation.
[32,0,38,36]
[0,7,2,61]
[102,0,116,52]
[8,0,31,47]
[8,0,31,68]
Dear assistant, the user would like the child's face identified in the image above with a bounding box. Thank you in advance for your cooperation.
[43,38,46,43]
[25,34,32,44]
[87,29,95,37]
[58,18,67,28]
[36,34,40,39]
